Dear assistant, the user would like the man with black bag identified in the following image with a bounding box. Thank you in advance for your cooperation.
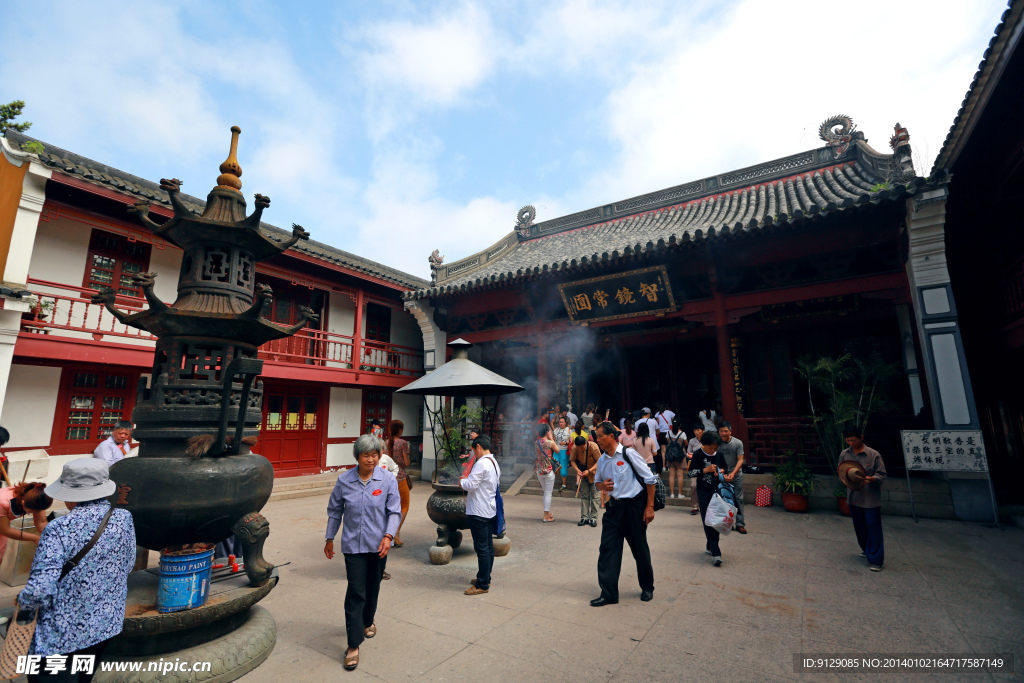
[590,422,658,607]
[460,435,501,596]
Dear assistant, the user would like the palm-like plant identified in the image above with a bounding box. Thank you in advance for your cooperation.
[795,352,900,471]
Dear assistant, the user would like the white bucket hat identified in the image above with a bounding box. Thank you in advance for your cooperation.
[44,458,117,502]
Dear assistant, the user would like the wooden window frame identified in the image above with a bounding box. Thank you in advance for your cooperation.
[83,229,152,299]
[49,366,140,454]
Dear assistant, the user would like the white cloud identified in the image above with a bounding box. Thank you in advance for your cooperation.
[357,4,496,108]
[573,0,1007,210]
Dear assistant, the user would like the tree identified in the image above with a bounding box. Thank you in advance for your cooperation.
[0,100,32,133]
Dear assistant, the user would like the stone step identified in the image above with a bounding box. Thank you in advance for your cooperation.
[268,484,336,503]
[273,473,340,492]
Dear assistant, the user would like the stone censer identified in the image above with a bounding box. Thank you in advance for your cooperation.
[396,339,522,565]
[91,127,314,681]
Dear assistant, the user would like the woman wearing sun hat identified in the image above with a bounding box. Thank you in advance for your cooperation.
[17,458,136,674]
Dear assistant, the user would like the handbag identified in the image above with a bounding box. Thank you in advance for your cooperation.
[484,458,506,536]
[0,605,37,680]
[704,492,737,535]
[0,508,113,680]
[623,449,666,511]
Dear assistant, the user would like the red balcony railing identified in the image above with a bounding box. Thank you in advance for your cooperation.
[258,330,424,376]
[21,279,424,377]
[745,416,826,469]
[22,278,154,340]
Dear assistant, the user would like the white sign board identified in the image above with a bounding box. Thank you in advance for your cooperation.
[900,430,988,472]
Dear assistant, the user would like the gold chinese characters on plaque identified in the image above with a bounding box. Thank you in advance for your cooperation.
[558,265,676,325]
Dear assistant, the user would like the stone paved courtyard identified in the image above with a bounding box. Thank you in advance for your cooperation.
[244,485,1024,682]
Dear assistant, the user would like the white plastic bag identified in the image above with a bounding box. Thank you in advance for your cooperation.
[704,492,737,535]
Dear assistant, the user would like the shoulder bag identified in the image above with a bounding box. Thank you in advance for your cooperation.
[623,448,666,511]
[483,457,506,536]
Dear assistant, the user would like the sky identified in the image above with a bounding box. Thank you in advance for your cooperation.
[0,0,1009,279]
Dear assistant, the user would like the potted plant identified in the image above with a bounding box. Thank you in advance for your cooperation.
[772,457,816,512]
[833,484,850,516]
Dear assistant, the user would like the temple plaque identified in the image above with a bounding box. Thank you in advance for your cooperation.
[559,265,676,325]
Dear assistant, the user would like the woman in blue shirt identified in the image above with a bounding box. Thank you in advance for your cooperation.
[18,458,136,678]
[324,434,401,671]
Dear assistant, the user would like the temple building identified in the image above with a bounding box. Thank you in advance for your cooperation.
[403,115,991,518]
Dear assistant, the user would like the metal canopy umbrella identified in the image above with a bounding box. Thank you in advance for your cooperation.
[397,339,523,481]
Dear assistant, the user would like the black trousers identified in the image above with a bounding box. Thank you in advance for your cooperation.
[697,489,721,557]
[28,638,109,683]
[467,514,496,589]
[344,552,387,648]
[597,493,654,600]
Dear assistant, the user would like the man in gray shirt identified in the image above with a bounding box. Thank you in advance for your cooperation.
[716,421,746,534]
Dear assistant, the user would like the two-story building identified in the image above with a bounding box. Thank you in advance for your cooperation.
[0,129,427,477]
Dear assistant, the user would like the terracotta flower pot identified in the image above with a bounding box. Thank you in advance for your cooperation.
[837,497,851,516]
[781,492,809,512]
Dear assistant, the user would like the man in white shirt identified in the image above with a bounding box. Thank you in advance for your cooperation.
[591,421,658,606]
[460,435,501,595]
[640,408,659,446]
[93,420,133,467]
[655,403,676,459]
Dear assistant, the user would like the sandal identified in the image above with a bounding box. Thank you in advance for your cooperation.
[364,623,377,638]
[690,508,699,516]
[343,649,359,670]
[382,571,391,580]
[392,540,404,548]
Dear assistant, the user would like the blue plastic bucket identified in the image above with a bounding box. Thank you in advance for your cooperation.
[157,544,214,613]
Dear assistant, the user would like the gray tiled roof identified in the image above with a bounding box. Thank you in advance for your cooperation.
[408,142,922,301]
[3,130,429,290]
[931,0,1021,175]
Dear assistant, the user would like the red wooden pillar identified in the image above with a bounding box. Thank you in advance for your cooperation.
[353,288,364,370]
[714,291,750,444]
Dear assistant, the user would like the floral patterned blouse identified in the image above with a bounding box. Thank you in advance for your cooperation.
[18,499,136,656]
[389,438,410,481]
[535,439,554,475]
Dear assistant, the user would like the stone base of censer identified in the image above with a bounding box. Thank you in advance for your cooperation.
[426,482,512,565]
[94,568,279,683]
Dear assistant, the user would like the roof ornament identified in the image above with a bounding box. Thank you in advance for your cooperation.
[429,249,445,284]
[818,115,857,159]
[889,122,916,179]
[217,125,244,192]
[515,205,536,239]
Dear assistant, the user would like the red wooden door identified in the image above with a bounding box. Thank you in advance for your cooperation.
[256,384,323,472]
[360,390,392,435]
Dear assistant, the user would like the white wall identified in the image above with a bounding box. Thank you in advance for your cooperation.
[147,244,183,303]
[28,217,90,285]
[391,307,421,349]
[327,291,355,337]
[327,387,361,439]
[325,386,360,467]
[391,392,420,436]
[1,364,61,448]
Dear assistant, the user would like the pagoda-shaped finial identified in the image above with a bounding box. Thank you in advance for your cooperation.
[217,126,243,192]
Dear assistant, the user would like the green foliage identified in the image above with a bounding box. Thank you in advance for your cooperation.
[869,180,893,192]
[772,456,817,496]
[434,402,483,476]
[0,100,32,133]
[833,484,847,499]
[21,141,44,154]
[795,352,901,471]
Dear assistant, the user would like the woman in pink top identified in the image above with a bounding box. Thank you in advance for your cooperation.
[0,482,53,562]
[632,422,659,474]
[618,419,636,448]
